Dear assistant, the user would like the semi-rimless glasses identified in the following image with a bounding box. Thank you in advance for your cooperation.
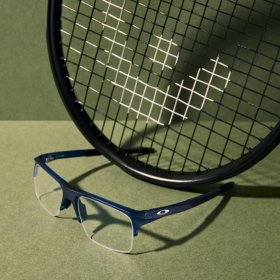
[34,149,233,253]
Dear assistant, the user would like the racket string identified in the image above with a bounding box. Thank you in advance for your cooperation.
[77,97,234,167]
[60,2,280,101]
[61,1,280,77]
[242,46,280,154]
[180,0,225,172]
[59,0,280,172]
[219,0,274,162]
[62,1,222,126]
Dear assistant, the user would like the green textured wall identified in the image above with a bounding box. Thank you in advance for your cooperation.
[0,1,70,120]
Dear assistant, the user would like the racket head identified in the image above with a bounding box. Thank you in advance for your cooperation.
[47,0,280,187]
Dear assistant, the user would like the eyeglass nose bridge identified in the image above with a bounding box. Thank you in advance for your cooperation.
[60,187,86,223]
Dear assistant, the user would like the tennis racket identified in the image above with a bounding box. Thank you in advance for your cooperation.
[47,0,280,187]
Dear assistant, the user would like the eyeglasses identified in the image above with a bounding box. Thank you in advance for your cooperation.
[34,149,233,253]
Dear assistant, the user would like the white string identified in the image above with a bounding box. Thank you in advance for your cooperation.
[182,69,201,120]
[61,4,76,12]
[147,35,179,70]
[61,1,231,126]
[169,79,184,125]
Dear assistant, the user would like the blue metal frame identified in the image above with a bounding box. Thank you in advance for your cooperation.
[34,149,233,243]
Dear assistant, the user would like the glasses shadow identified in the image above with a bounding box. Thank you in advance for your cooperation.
[164,183,280,199]
[132,191,232,255]
[61,162,280,254]
[66,160,280,199]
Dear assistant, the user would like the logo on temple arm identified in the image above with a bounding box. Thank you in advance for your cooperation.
[157,209,170,215]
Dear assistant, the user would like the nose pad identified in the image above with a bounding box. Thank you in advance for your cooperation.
[79,202,87,222]
[60,199,72,211]
[65,200,72,209]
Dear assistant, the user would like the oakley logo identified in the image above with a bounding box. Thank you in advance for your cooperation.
[157,209,169,215]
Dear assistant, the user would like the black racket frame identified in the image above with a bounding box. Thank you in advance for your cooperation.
[47,0,280,188]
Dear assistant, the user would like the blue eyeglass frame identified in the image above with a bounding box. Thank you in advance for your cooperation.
[34,149,234,250]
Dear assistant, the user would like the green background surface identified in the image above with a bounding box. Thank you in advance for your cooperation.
[0,1,280,279]
[1,121,280,279]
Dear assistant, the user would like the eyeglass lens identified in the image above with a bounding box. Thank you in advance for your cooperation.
[79,197,133,253]
[34,164,62,216]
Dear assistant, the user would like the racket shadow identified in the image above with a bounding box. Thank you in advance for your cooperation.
[162,183,280,199]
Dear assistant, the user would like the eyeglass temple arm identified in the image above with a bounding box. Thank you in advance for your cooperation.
[41,148,154,162]
[142,182,234,222]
